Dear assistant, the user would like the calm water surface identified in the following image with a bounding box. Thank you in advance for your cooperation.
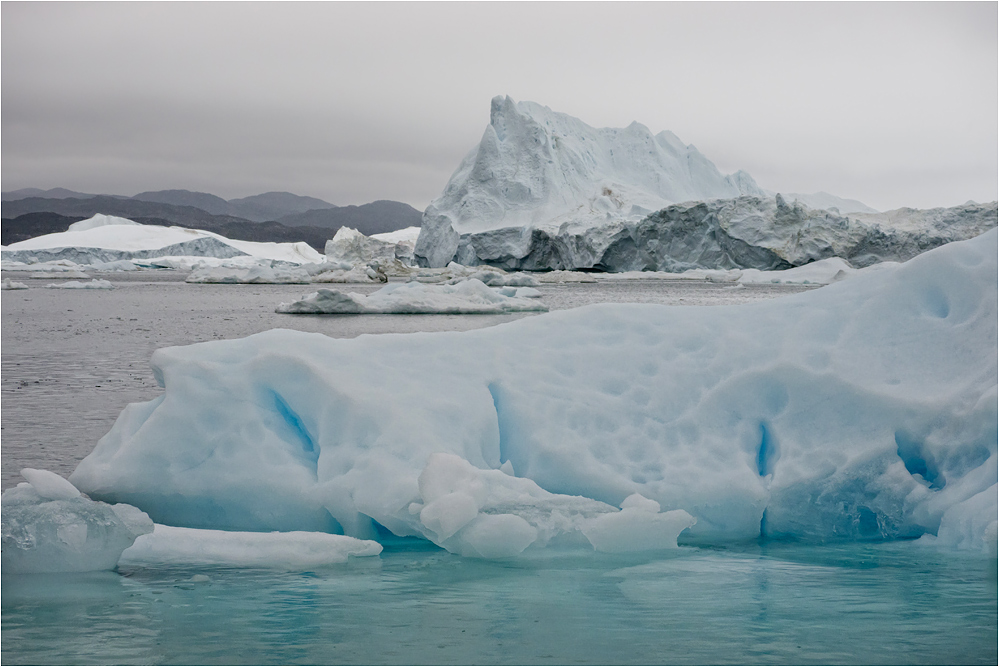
[2,271,995,665]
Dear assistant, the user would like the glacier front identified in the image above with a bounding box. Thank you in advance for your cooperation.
[70,230,998,556]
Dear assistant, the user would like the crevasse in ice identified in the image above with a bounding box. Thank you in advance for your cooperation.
[70,230,998,556]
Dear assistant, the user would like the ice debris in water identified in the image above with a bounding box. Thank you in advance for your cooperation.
[2,469,153,573]
[276,278,547,314]
[1,278,28,290]
[119,524,382,569]
[45,279,114,290]
[71,230,998,557]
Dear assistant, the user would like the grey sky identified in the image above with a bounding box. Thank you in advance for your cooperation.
[2,2,996,211]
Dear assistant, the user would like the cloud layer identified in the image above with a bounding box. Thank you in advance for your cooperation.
[3,3,996,211]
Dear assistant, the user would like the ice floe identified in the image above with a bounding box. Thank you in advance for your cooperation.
[2,278,29,290]
[118,524,382,569]
[276,279,548,314]
[46,279,114,290]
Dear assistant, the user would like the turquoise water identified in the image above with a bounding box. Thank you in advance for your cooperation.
[3,539,996,665]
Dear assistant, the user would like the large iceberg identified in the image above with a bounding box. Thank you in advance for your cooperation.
[414,97,996,272]
[415,95,764,268]
[71,230,998,556]
[1,215,324,265]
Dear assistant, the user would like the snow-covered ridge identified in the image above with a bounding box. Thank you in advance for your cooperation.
[416,95,765,266]
[71,229,998,556]
[2,214,324,265]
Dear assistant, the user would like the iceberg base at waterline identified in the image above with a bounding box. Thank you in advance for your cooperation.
[68,230,997,559]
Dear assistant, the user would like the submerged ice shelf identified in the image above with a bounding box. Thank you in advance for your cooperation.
[66,229,998,558]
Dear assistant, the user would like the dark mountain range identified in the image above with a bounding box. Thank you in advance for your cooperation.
[228,192,336,222]
[1,187,109,201]
[2,190,421,243]
[279,200,422,234]
[2,212,88,245]
[1,210,337,252]
[131,189,230,215]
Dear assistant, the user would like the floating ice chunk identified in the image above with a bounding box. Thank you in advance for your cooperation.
[45,279,114,289]
[582,507,696,553]
[118,524,382,569]
[186,265,311,284]
[276,279,548,314]
[1,278,28,290]
[1,470,152,574]
[451,270,540,288]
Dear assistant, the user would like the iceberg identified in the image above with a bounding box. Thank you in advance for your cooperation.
[71,230,998,556]
[325,226,419,273]
[414,97,996,271]
[416,95,763,268]
[2,469,153,574]
[275,279,548,315]
[1,215,325,266]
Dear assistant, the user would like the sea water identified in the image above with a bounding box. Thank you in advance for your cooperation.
[2,272,996,665]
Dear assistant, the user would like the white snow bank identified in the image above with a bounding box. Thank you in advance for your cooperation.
[276,279,548,315]
[2,469,153,573]
[46,279,114,289]
[67,213,141,231]
[2,278,28,290]
[119,524,382,569]
[72,231,998,556]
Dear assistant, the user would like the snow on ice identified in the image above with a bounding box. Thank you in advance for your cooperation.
[276,279,548,315]
[70,230,998,557]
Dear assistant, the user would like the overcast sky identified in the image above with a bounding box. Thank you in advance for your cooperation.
[2,2,996,211]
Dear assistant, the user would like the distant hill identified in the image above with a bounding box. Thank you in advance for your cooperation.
[1,212,88,245]
[1,187,105,201]
[3,189,421,244]
[227,192,336,222]
[131,189,230,215]
[279,200,423,235]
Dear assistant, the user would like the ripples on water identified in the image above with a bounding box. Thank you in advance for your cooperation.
[3,541,996,665]
[2,272,995,665]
